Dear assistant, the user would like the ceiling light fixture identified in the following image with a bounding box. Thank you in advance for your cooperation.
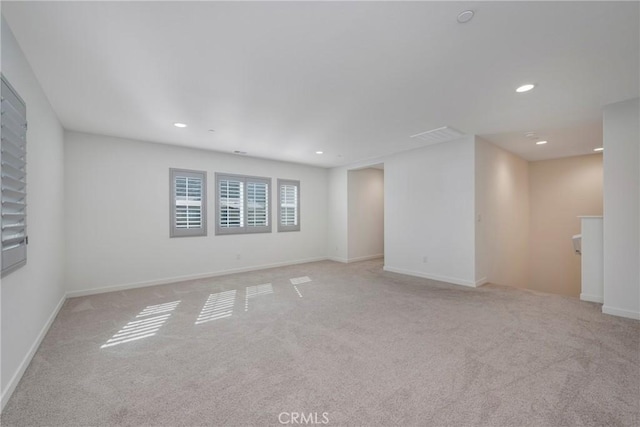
[315,151,324,155]
[593,147,604,152]
[173,122,187,128]
[536,140,548,145]
[457,10,474,24]
[516,84,536,93]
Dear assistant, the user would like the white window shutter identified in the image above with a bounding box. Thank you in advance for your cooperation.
[218,178,244,229]
[215,173,271,235]
[1,76,28,276]
[278,179,300,232]
[170,169,207,237]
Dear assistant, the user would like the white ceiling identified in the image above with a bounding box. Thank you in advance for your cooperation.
[2,1,638,167]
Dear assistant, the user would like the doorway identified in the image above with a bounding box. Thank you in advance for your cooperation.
[347,164,384,262]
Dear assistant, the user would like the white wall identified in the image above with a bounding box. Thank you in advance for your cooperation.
[580,217,604,303]
[64,131,328,294]
[603,98,640,319]
[1,18,66,407]
[475,138,529,288]
[327,167,348,262]
[347,168,384,262]
[384,136,477,286]
[528,154,603,297]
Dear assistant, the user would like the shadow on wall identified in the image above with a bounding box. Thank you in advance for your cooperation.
[528,154,603,297]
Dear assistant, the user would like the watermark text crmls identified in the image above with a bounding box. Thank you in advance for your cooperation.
[278,412,329,425]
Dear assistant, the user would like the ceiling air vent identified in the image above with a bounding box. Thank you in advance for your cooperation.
[410,126,465,144]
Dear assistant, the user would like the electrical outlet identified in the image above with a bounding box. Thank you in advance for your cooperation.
[236,254,241,260]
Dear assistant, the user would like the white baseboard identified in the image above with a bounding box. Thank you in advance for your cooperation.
[1,293,66,411]
[382,266,477,288]
[580,293,604,304]
[346,254,384,263]
[328,256,348,263]
[475,277,488,287]
[66,256,329,298]
[602,305,640,320]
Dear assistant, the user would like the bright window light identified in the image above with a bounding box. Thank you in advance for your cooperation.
[244,283,273,311]
[101,300,181,348]
[195,290,236,325]
[290,276,311,285]
[516,84,536,93]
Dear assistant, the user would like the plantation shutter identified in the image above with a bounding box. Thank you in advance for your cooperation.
[278,179,300,232]
[280,185,297,225]
[218,177,244,231]
[170,169,207,237]
[1,76,28,276]
[215,174,271,235]
[247,181,268,228]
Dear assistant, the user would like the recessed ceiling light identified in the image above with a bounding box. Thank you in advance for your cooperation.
[516,84,536,93]
[173,122,187,128]
[457,10,474,24]
[536,140,548,145]
[315,151,324,155]
[593,147,604,152]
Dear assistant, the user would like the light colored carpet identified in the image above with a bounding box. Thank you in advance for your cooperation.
[2,259,639,426]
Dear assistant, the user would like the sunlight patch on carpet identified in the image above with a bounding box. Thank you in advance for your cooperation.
[245,283,274,311]
[195,290,236,324]
[101,300,181,348]
[290,276,311,285]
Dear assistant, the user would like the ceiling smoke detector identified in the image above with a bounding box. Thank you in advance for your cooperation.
[457,10,474,24]
[410,126,465,145]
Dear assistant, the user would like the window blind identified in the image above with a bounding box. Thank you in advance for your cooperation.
[215,173,271,235]
[175,176,203,229]
[278,179,300,232]
[247,181,268,227]
[170,169,207,237]
[1,76,28,276]
[280,184,298,226]
[219,178,244,229]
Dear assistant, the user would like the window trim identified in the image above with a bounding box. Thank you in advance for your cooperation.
[277,179,300,232]
[215,173,272,235]
[170,168,207,238]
